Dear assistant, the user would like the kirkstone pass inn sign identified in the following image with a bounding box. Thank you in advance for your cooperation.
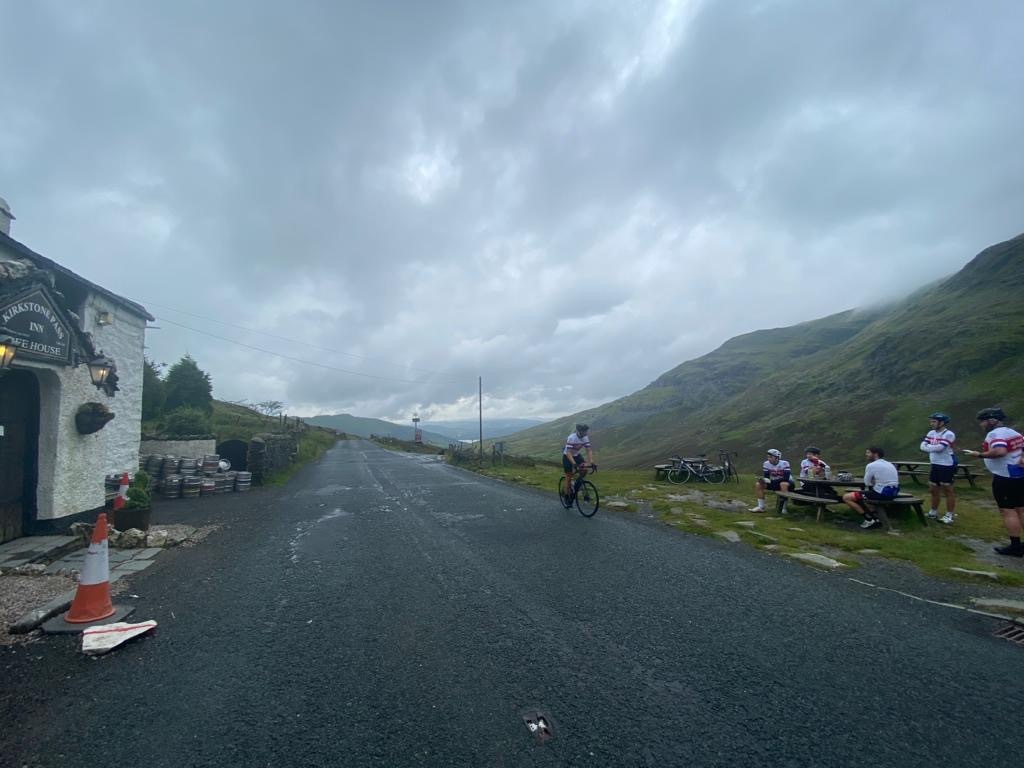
[0,288,72,364]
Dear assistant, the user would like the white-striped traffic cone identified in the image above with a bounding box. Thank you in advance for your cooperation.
[64,512,116,624]
[113,472,130,512]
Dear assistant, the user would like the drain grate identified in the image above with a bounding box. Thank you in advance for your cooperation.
[522,710,554,743]
[995,623,1024,647]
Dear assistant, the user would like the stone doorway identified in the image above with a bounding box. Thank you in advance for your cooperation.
[216,439,248,472]
[0,370,40,543]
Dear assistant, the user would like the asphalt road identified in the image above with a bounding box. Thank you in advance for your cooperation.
[3,439,1022,767]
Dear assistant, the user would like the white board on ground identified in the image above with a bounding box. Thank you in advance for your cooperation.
[81,620,158,655]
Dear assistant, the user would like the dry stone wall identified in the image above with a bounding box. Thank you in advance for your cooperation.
[247,433,297,484]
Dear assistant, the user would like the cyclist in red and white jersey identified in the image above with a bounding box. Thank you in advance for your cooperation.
[919,412,957,524]
[963,407,1024,557]
[563,423,594,489]
[750,449,791,513]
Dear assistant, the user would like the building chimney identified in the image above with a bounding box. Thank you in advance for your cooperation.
[0,197,13,236]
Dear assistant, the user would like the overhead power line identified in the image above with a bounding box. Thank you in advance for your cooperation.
[154,316,455,386]
[136,297,464,381]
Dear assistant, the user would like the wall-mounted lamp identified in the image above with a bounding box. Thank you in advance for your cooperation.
[88,356,114,388]
[0,334,16,369]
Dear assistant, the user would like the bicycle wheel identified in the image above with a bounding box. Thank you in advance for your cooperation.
[575,480,600,517]
[667,466,691,484]
[704,468,726,484]
[557,477,574,508]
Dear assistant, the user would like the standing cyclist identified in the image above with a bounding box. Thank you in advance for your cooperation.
[563,423,595,490]
[920,412,957,524]
[962,407,1024,557]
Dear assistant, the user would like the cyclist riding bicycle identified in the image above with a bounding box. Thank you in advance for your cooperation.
[563,423,595,488]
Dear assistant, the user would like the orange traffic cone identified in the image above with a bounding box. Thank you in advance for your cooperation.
[112,472,130,512]
[65,513,116,624]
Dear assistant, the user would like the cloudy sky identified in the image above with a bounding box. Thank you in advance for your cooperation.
[2,0,1021,422]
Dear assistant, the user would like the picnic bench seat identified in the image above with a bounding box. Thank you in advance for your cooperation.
[654,463,673,480]
[772,490,927,530]
[893,461,982,488]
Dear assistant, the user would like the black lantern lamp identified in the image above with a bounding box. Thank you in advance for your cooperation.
[88,355,114,388]
[0,334,16,369]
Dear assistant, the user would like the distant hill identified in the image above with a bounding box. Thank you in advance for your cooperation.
[305,413,451,445]
[502,234,1024,469]
[305,414,544,444]
[421,418,544,441]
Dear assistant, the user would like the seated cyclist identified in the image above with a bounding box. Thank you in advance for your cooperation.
[751,449,791,513]
[799,446,832,486]
[563,423,595,490]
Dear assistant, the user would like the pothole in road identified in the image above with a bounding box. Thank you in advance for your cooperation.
[522,710,554,743]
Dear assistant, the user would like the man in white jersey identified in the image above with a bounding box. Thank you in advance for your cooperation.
[842,446,900,529]
[563,423,594,491]
[962,407,1024,557]
[920,412,957,524]
[750,449,791,513]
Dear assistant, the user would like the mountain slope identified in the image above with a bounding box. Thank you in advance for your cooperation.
[305,413,450,445]
[503,234,1024,468]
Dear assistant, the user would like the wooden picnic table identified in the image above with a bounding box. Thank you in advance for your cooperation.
[773,477,927,529]
[890,460,981,488]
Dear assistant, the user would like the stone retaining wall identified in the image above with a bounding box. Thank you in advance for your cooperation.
[140,437,217,459]
[247,433,298,484]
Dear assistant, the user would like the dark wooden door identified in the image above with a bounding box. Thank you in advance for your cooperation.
[0,371,39,543]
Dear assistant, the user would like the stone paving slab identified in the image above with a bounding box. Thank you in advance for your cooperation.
[133,548,163,560]
[113,559,156,572]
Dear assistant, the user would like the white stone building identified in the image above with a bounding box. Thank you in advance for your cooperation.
[0,198,152,542]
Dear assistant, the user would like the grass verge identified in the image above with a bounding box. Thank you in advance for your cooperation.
[265,430,339,486]
[453,460,1024,587]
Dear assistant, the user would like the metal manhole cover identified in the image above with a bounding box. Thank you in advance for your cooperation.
[995,623,1024,647]
[522,710,554,743]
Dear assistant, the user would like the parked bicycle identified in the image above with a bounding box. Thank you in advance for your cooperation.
[558,464,600,517]
[667,455,726,484]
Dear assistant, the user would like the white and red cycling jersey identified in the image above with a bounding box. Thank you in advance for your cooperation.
[799,458,831,478]
[763,459,791,482]
[981,426,1024,478]
[564,432,591,458]
[920,428,956,466]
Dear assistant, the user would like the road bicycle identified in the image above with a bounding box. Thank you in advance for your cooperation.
[667,455,726,485]
[558,464,600,517]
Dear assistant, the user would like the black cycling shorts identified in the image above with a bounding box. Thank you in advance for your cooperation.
[929,464,957,485]
[992,475,1024,509]
[563,454,582,473]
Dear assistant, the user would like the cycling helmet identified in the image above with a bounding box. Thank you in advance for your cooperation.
[929,412,951,423]
[766,449,782,458]
[976,407,1006,422]
[804,446,821,455]
[575,423,590,434]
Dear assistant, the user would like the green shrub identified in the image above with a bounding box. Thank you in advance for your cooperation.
[126,470,152,509]
[164,406,213,437]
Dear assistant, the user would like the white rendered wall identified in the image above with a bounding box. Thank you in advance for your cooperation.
[30,293,147,521]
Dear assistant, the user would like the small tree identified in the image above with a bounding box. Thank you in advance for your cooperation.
[164,354,213,414]
[141,359,166,421]
[255,400,285,418]
[164,406,213,436]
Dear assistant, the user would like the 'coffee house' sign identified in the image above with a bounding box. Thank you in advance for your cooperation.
[0,288,72,364]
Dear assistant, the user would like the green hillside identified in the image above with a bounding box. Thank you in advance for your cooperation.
[503,234,1024,469]
[305,413,451,445]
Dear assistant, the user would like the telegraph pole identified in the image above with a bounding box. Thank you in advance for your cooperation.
[478,376,483,464]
